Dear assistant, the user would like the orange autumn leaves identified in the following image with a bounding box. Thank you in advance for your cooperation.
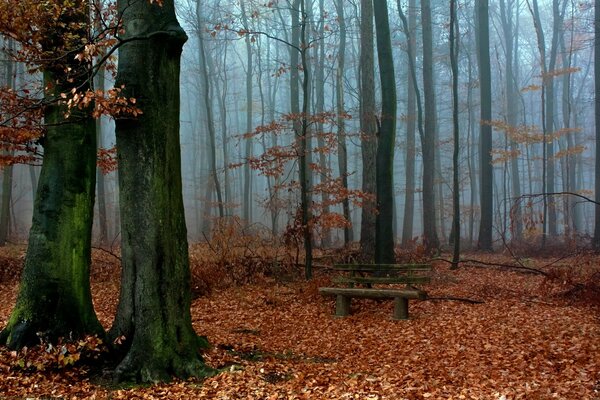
[0,0,139,169]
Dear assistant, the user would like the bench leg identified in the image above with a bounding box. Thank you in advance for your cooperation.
[335,295,351,317]
[393,297,409,320]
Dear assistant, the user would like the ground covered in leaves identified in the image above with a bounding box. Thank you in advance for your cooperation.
[0,244,598,399]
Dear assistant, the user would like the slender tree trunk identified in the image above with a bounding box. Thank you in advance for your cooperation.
[0,4,102,348]
[241,2,253,226]
[421,0,440,251]
[499,0,522,240]
[373,0,397,264]
[476,0,493,250]
[594,0,600,248]
[196,5,224,218]
[0,39,14,247]
[399,0,416,247]
[315,0,330,247]
[110,0,209,382]
[336,0,352,245]
[359,0,377,261]
[450,0,460,267]
[95,62,108,246]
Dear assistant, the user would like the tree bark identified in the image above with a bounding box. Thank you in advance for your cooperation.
[336,0,352,245]
[196,4,224,219]
[0,3,102,347]
[241,1,253,226]
[594,0,600,248]
[373,0,397,264]
[399,0,417,247]
[476,0,493,250]
[110,0,209,382]
[450,0,460,267]
[359,0,377,261]
[0,39,14,247]
[499,0,522,240]
[95,60,109,246]
[421,0,440,252]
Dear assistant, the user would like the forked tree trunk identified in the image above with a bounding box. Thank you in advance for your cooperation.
[110,0,209,382]
[0,4,102,349]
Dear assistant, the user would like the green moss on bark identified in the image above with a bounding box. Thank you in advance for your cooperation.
[1,71,102,349]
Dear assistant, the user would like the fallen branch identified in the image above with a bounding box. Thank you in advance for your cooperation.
[437,257,549,276]
[426,296,484,304]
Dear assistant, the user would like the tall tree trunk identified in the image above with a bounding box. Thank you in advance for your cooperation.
[450,0,460,267]
[421,0,440,251]
[476,0,493,250]
[110,0,209,382]
[196,4,224,219]
[544,0,564,237]
[315,0,330,247]
[95,61,108,246]
[359,0,377,261]
[336,0,352,245]
[241,1,253,226]
[373,0,397,264]
[499,0,522,240]
[0,3,102,348]
[528,0,551,245]
[594,0,600,248]
[0,39,14,246]
[399,0,417,247]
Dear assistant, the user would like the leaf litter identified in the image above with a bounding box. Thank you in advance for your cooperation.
[0,245,597,399]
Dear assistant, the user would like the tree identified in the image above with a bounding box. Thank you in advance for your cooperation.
[196,2,224,219]
[359,0,377,261]
[594,0,600,249]
[241,0,254,226]
[498,0,522,241]
[373,0,396,264]
[450,0,460,267]
[476,0,493,251]
[335,0,352,245]
[0,0,103,348]
[399,0,417,248]
[109,0,209,382]
[421,0,440,252]
[0,38,14,247]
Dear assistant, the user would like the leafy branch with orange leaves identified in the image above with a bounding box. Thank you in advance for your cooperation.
[0,0,141,168]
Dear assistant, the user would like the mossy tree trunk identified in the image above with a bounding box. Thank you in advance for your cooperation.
[0,3,102,349]
[109,0,209,383]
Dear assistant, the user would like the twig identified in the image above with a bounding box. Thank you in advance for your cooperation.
[92,246,121,262]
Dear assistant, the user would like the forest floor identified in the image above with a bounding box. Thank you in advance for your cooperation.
[0,244,599,399]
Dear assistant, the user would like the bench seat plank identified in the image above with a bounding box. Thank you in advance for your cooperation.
[333,276,431,285]
[319,287,427,300]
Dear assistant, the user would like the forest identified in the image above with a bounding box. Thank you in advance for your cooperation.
[0,0,599,398]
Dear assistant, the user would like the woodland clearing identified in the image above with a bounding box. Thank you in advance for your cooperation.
[0,244,598,399]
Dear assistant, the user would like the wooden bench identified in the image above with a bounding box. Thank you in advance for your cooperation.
[319,264,431,320]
